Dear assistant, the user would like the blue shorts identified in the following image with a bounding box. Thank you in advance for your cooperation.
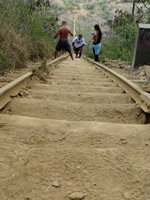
[92,43,102,55]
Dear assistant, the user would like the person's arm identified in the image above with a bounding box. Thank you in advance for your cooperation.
[72,37,74,45]
[82,38,85,45]
[90,34,94,42]
[54,30,59,39]
[99,31,102,43]
[68,29,73,37]
[93,32,98,43]
[90,33,96,42]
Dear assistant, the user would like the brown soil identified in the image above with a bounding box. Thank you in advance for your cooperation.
[0,57,150,200]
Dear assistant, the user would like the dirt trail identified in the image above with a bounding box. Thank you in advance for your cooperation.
[0,57,150,200]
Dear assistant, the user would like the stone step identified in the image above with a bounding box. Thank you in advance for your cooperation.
[47,80,116,87]
[28,90,134,104]
[48,75,112,82]
[0,113,149,200]
[32,84,124,93]
[3,98,145,124]
[0,114,149,147]
[49,72,106,77]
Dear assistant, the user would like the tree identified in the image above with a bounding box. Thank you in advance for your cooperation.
[132,0,150,22]
[132,0,136,20]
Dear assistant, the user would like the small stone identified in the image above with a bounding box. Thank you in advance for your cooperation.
[51,180,60,188]
[24,90,30,95]
[141,72,146,76]
[67,182,72,186]
[120,138,128,144]
[77,165,81,169]
[124,192,130,199]
[69,192,86,200]
[121,140,128,144]
[19,91,25,96]
[24,197,31,200]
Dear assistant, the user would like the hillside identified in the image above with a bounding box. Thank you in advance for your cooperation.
[53,0,133,36]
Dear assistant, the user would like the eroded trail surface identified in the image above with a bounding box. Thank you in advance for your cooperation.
[0,58,150,200]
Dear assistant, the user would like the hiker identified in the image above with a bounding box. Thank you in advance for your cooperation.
[53,21,74,60]
[92,24,102,62]
[72,34,85,58]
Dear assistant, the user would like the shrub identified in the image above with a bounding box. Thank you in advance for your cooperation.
[83,2,95,10]
[0,25,28,71]
[0,0,58,72]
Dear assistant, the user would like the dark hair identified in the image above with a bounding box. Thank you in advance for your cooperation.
[94,24,101,32]
[78,34,82,37]
[62,21,67,25]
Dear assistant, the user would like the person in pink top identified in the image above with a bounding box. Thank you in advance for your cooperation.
[53,21,74,60]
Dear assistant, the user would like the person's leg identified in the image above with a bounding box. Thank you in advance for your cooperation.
[65,41,74,60]
[78,46,83,58]
[54,40,61,59]
[93,47,96,61]
[93,44,101,62]
[54,50,58,59]
[77,47,80,57]
[69,51,74,60]
[74,48,78,57]
[78,47,81,58]
[95,55,99,62]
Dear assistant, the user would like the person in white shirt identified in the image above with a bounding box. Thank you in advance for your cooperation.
[72,34,85,58]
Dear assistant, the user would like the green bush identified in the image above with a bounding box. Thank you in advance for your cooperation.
[84,38,132,62]
[0,0,57,71]
[84,10,137,62]
[100,38,132,61]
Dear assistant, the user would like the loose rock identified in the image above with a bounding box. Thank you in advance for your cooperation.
[51,180,60,188]
[68,192,86,200]
[124,191,130,199]
[24,197,31,200]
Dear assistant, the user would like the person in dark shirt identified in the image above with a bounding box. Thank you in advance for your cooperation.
[54,21,74,60]
[92,24,102,62]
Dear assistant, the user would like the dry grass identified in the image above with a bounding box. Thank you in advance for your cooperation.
[0,24,28,71]
[27,38,52,61]
[0,24,54,73]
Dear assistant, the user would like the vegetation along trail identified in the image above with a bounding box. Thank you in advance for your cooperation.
[0,57,150,200]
